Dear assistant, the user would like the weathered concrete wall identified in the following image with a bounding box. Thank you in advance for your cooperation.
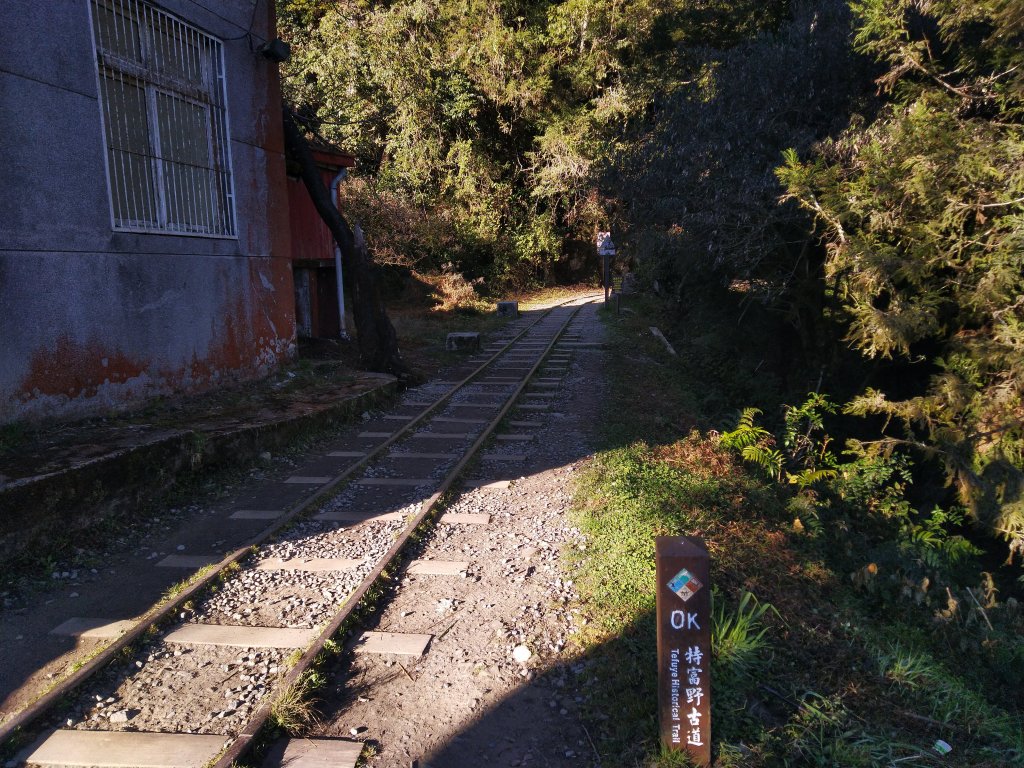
[0,0,295,424]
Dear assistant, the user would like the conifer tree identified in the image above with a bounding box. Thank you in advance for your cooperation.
[779,0,1024,543]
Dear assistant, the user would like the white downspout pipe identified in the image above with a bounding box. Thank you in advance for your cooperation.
[330,166,349,339]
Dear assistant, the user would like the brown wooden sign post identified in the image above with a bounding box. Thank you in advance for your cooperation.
[656,536,712,765]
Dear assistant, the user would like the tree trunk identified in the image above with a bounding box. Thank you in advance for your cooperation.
[282,108,413,379]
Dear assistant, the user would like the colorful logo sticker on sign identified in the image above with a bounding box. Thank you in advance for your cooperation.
[667,568,703,602]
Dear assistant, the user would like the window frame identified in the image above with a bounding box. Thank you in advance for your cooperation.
[88,0,238,238]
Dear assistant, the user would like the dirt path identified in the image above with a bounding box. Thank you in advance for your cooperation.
[309,303,607,768]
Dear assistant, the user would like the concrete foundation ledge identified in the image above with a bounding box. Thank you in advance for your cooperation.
[0,373,398,563]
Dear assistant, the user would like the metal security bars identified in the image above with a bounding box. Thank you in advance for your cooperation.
[89,0,236,237]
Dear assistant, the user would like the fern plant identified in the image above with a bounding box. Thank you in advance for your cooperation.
[897,505,982,570]
[719,408,784,480]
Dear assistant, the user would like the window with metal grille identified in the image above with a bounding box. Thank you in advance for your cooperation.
[89,0,236,236]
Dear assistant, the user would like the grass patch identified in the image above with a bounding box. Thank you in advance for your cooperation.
[269,669,325,735]
[0,422,29,456]
[568,292,1023,767]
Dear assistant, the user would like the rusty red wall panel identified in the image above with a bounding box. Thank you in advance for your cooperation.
[287,175,336,263]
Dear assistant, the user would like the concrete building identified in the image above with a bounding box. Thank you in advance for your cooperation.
[0,0,297,424]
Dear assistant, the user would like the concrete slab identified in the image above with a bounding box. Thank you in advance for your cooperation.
[354,631,432,656]
[525,392,558,398]
[284,476,332,485]
[262,738,362,768]
[357,432,393,438]
[230,509,284,520]
[507,421,541,428]
[49,617,135,639]
[22,729,224,768]
[389,452,458,459]
[440,512,491,525]
[256,557,361,572]
[496,301,519,318]
[408,560,469,576]
[155,555,220,569]
[410,432,471,439]
[382,415,414,421]
[433,417,488,424]
[327,451,369,457]
[295,455,361,475]
[446,332,480,352]
[496,434,534,442]
[463,479,512,490]
[515,404,549,411]
[354,478,432,487]
[164,624,317,649]
[233,485,309,510]
[317,510,407,524]
[482,453,528,462]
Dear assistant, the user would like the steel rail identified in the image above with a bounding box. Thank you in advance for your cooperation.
[212,296,596,768]
[0,294,595,750]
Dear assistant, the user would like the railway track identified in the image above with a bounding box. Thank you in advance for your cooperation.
[2,293,602,768]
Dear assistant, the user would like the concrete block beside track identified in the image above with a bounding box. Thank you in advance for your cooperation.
[445,332,481,352]
[496,301,519,318]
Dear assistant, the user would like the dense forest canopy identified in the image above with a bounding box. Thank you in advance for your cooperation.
[278,0,791,284]
[278,0,1024,574]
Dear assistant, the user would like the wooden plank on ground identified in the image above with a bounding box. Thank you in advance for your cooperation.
[155,555,219,569]
[21,730,223,768]
[316,510,407,524]
[49,618,134,639]
[440,512,491,525]
[462,479,511,490]
[354,478,432,486]
[408,560,469,576]
[164,624,317,649]
[256,558,361,572]
[354,631,432,656]
[262,738,362,768]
